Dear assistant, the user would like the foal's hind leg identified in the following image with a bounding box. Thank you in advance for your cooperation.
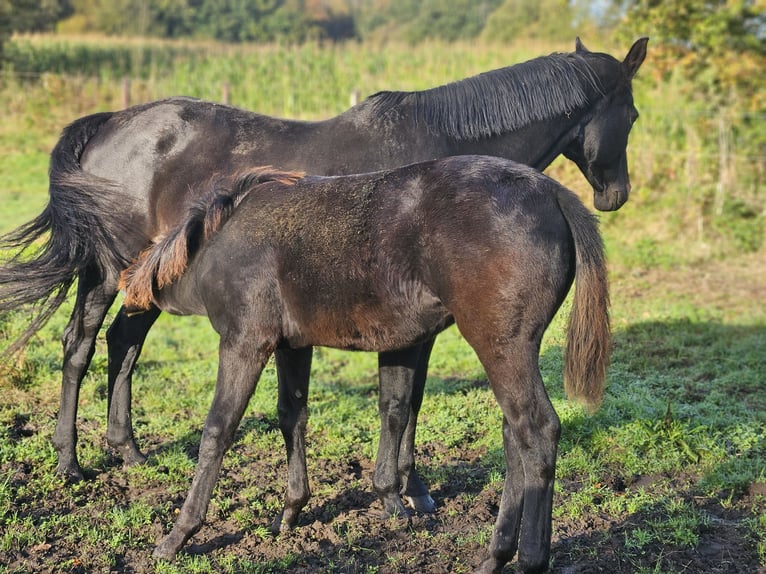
[105,305,161,466]
[52,267,117,481]
[474,350,560,574]
[154,336,272,561]
[273,346,313,532]
[380,341,437,514]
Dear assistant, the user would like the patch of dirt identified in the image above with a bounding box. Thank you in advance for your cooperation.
[2,441,764,574]
[612,249,766,318]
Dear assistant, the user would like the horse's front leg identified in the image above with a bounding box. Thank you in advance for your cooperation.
[475,352,560,574]
[105,305,162,466]
[272,346,313,532]
[153,336,271,561]
[375,346,423,518]
[395,339,437,513]
[53,266,117,481]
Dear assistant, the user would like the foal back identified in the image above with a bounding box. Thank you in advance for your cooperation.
[153,156,576,355]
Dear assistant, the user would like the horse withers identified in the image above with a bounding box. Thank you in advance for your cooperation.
[121,155,611,573]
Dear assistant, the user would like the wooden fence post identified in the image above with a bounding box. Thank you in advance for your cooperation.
[122,77,131,109]
[222,81,231,105]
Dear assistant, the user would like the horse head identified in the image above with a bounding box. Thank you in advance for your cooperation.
[564,37,648,211]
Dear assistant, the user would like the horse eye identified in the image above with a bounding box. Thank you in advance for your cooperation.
[630,109,639,123]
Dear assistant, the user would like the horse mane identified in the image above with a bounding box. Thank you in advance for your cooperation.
[367,52,607,140]
[120,167,303,310]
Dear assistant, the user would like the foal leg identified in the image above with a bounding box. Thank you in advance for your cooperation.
[396,339,436,513]
[153,337,271,561]
[379,341,436,515]
[273,346,313,532]
[475,351,560,574]
[105,305,161,466]
[374,347,419,518]
[52,267,117,481]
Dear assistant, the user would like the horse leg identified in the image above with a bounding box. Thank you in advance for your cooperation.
[153,336,271,561]
[378,342,436,514]
[105,305,161,466]
[272,346,313,532]
[52,266,117,481]
[474,350,560,574]
[395,339,437,513]
[374,347,420,518]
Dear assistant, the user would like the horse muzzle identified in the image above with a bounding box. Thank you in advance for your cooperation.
[593,183,629,211]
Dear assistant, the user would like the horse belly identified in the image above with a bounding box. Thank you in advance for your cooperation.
[284,289,449,352]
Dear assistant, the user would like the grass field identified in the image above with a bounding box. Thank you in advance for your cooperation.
[0,36,764,573]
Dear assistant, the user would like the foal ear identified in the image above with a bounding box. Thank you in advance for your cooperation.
[623,37,649,79]
[575,37,589,53]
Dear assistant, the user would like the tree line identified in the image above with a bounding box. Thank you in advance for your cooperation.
[2,0,763,111]
[2,0,763,50]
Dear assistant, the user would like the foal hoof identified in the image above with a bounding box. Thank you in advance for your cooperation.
[403,493,436,514]
[270,513,290,535]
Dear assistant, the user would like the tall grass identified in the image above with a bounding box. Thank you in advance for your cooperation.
[2,34,762,267]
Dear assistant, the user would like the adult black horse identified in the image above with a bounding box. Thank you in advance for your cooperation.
[0,38,646,519]
[119,156,611,572]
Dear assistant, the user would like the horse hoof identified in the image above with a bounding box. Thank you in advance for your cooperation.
[380,503,411,521]
[152,537,180,562]
[403,493,436,514]
[120,447,148,467]
[473,558,502,574]
[55,462,84,483]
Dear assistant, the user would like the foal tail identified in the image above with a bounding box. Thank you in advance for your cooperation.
[120,168,303,311]
[555,186,611,412]
[0,112,129,356]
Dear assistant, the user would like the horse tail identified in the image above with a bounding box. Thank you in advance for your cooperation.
[555,185,611,412]
[0,111,130,356]
[121,167,303,311]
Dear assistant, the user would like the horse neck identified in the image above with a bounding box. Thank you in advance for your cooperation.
[459,113,584,171]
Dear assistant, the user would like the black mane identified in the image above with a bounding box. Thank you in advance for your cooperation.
[367,52,607,140]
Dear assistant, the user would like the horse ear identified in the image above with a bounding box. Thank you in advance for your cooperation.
[623,37,649,79]
[575,37,589,53]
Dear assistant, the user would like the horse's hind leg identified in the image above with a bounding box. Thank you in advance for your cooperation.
[52,266,117,481]
[105,305,161,466]
[381,340,437,514]
[154,335,271,560]
[272,346,312,532]
[473,349,560,574]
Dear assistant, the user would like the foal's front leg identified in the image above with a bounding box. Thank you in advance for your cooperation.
[273,346,313,532]
[153,337,271,561]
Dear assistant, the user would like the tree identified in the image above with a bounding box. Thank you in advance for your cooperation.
[354,0,502,43]
[618,0,765,108]
[481,0,574,43]
[0,0,72,62]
